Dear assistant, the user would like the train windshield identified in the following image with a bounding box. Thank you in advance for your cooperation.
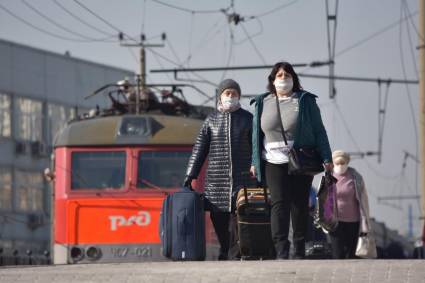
[71,151,126,190]
[137,151,191,189]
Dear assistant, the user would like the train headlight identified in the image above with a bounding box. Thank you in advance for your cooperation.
[86,246,102,261]
[70,246,84,262]
[117,117,163,138]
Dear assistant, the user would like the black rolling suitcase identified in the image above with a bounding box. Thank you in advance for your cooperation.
[160,186,206,261]
[236,187,275,259]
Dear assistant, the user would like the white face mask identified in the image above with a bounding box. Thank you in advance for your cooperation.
[274,78,293,94]
[333,164,348,175]
[221,96,239,108]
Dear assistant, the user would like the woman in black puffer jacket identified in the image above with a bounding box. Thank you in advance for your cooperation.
[184,79,253,260]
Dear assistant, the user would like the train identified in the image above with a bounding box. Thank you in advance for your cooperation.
[47,81,220,264]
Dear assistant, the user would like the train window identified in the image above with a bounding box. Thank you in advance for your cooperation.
[71,151,126,190]
[137,151,191,189]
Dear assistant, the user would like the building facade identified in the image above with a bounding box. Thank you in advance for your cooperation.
[0,39,134,265]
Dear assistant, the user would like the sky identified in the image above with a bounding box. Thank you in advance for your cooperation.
[0,0,423,238]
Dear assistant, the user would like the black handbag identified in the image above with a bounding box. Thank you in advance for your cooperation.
[275,95,324,176]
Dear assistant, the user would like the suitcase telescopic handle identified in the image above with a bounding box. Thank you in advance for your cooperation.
[243,186,249,205]
[263,187,268,204]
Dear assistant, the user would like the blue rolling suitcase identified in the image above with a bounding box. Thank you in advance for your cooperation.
[160,187,206,260]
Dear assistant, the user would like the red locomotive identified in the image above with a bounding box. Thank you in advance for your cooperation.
[48,81,218,264]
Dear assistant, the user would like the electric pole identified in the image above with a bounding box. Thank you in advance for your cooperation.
[419,0,425,228]
[120,33,165,113]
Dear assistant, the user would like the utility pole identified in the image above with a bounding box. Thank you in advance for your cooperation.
[120,33,165,113]
[419,0,425,229]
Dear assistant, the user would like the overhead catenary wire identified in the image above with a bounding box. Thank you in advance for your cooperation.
[234,17,264,45]
[247,0,299,19]
[141,0,147,35]
[220,25,235,82]
[399,1,421,214]
[402,0,425,44]
[0,2,112,42]
[325,0,339,98]
[150,0,228,14]
[52,0,115,37]
[147,47,218,88]
[22,0,114,42]
[403,1,419,79]
[73,0,137,42]
[182,18,228,66]
[377,80,391,163]
[336,9,418,57]
[240,23,267,64]
[333,100,401,181]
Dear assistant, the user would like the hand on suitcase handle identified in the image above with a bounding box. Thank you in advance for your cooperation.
[183,176,194,190]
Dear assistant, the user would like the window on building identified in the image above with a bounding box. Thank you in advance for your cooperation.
[71,151,126,190]
[0,168,12,210]
[47,103,76,145]
[15,170,44,212]
[15,97,43,142]
[137,151,191,189]
[0,93,11,137]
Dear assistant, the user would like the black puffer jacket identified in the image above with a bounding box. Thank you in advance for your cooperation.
[186,108,254,212]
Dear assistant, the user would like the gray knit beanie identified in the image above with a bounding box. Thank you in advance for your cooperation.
[217,79,241,96]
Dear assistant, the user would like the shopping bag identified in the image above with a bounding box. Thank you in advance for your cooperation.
[355,234,377,259]
[314,172,338,232]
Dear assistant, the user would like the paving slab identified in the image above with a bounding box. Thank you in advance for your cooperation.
[0,260,424,283]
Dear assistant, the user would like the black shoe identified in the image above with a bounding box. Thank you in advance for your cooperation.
[293,254,305,260]
[218,253,228,261]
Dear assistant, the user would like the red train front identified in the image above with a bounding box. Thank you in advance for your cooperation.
[50,107,217,263]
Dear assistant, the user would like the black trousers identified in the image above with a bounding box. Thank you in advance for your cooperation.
[329,221,360,259]
[264,162,313,258]
[210,211,231,257]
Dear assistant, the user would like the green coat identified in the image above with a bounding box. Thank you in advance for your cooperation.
[250,91,332,183]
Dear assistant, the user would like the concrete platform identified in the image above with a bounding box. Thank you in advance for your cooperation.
[0,260,424,283]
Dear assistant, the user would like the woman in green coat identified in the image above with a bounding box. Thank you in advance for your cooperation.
[250,61,332,259]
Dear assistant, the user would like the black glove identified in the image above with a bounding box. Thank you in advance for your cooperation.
[183,176,193,189]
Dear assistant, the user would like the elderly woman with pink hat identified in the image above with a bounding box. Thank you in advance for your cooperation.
[330,150,374,259]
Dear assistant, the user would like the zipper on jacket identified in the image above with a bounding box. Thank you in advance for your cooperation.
[228,113,233,212]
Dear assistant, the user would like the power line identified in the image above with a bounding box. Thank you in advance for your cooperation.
[147,47,218,87]
[150,0,228,14]
[0,2,102,42]
[150,63,418,85]
[299,73,417,84]
[150,61,331,73]
[333,100,401,180]
[234,17,264,45]
[22,0,113,42]
[220,25,235,81]
[402,0,424,43]
[181,18,228,66]
[141,0,147,35]
[336,9,418,57]
[73,0,136,42]
[402,1,419,79]
[240,23,266,64]
[52,0,115,37]
[248,0,299,19]
[398,1,421,214]
[325,0,339,98]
